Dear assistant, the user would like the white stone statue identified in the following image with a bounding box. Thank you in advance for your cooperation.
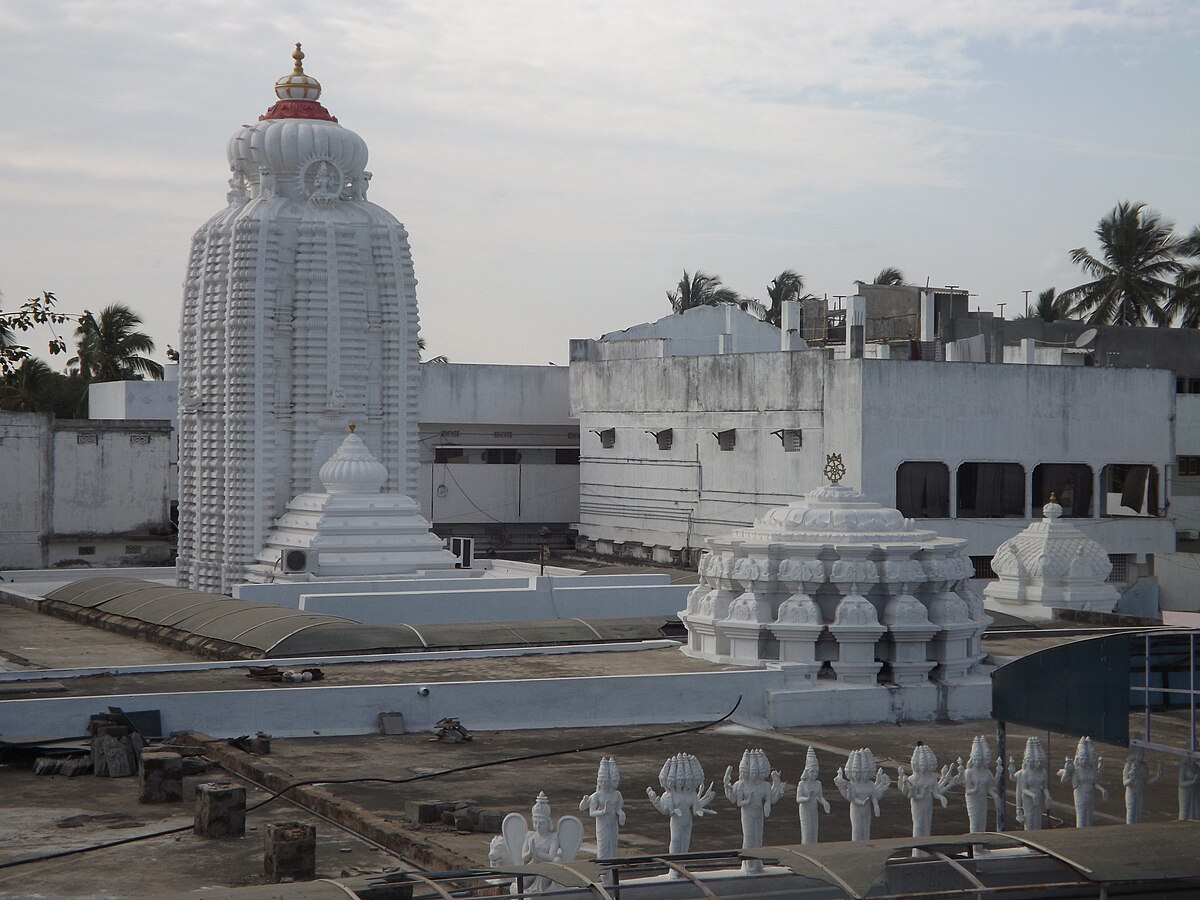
[646,753,716,854]
[1057,736,1107,827]
[226,168,247,205]
[1012,737,1052,831]
[1122,749,1162,825]
[962,735,1002,833]
[580,757,625,860]
[502,792,584,894]
[897,743,961,838]
[834,748,891,841]
[257,166,276,198]
[724,748,786,872]
[1179,758,1199,821]
[795,747,830,845]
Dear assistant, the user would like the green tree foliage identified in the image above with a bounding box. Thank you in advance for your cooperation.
[0,360,88,417]
[764,270,815,327]
[1019,287,1071,322]
[0,291,70,376]
[72,303,164,382]
[1167,226,1200,328]
[1060,202,1187,327]
[873,267,906,286]
[667,270,740,314]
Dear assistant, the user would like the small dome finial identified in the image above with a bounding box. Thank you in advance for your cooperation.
[274,42,322,102]
[348,420,356,433]
[292,42,305,73]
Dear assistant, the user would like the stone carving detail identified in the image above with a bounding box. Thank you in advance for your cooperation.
[1057,736,1107,827]
[646,753,716,854]
[502,793,584,894]
[795,747,830,845]
[1179,758,1200,821]
[776,594,821,625]
[962,736,1002,833]
[227,168,248,206]
[778,557,826,587]
[897,744,961,838]
[724,749,786,873]
[257,166,277,198]
[1122,749,1161,825]
[831,558,878,590]
[1011,737,1052,831]
[834,748,891,841]
[580,758,624,861]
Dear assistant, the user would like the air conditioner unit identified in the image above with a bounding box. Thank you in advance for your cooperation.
[281,548,316,574]
[449,537,474,569]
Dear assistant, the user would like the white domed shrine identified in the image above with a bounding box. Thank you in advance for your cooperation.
[246,425,456,581]
[177,45,428,593]
[680,458,990,688]
[982,495,1119,622]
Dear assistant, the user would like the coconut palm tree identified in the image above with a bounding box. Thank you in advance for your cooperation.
[1059,202,1186,327]
[1019,288,1070,322]
[72,303,164,382]
[0,356,54,412]
[667,270,740,314]
[1166,226,1200,328]
[763,270,816,327]
[873,267,906,286]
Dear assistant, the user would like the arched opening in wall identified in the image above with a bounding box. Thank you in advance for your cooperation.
[1101,464,1160,517]
[895,462,950,518]
[956,462,1024,518]
[1032,463,1093,517]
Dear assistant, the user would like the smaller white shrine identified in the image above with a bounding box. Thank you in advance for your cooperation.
[245,425,457,582]
[983,494,1120,622]
[679,456,990,691]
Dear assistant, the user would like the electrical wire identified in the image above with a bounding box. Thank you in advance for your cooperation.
[0,696,743,873]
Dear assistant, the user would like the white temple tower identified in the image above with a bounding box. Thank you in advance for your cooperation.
[177,45,422,593]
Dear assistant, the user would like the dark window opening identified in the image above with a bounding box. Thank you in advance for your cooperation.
[482,448,522,465]
[1102,464,1160,516]
[969,555,996,579]
[555,449,580,465]
[956,462,1025,518]
[714,429,736,451]
[434,447,465,464]
[1032,464,1093,518]
[1179,456,1200,477]
[896,462,950,518]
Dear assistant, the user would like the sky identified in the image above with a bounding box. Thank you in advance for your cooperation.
[2,0,1198,367]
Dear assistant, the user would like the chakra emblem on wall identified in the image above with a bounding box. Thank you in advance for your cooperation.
[824,453,846,485]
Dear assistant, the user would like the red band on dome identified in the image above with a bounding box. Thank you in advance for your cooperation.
[259,99,338,122]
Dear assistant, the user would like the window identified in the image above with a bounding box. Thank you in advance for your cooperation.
[896,462,950,518]
[130,433,151,445]
[555,449,580,465]
[956,462,1025,518]
[773,429,802,452]
[1102,464,1160,516]
[434,447,465,464]
[969,555,996,579]
[593,428,616,449]
[1179,456,1200,477]
[124,544,143,555]
[76,432,97,445]
[650,429,673,451]
[77,545,96,556]
[714,429,736,451]
[1032,464,1093,518]
[482,448,522,464]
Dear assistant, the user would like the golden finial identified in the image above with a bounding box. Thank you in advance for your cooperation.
[292,42,305,74]
[1049,492,1058,503]
[348,421,357,433]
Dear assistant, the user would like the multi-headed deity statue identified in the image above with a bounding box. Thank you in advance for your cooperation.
[580,757,626,860]
[962,735,1002,833]
[501,792,583,894]
[646,753,717,854]
[724,748,786,872]
[834,748,892,841]
[1011,737,1052,832]
[897,743,961,838]
[1057,736,1107,827]
[1122,749,1162,825]
[795,746,831,845]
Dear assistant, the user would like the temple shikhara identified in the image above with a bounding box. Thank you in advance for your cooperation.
[176,45,439,592]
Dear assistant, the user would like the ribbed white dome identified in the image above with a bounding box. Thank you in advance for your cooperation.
[227,118,368,201]
[319,430,388,494]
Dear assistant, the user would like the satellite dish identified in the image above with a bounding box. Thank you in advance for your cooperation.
[1075,328,1098,349]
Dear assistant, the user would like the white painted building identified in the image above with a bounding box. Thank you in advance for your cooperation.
[176,47,424,594]
[0,413,173,570]
[570,343,1175,604]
